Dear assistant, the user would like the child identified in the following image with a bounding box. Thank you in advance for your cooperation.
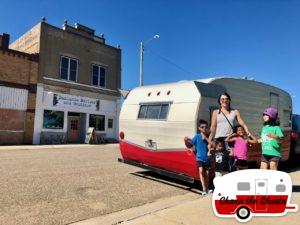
[257,107,284,170]
[184,120,211,194]
[208,138,233,177]
[225,125,257,170]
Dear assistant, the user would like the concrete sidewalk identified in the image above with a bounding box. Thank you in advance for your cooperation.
[73,170,300,225]
[0,144,108,151]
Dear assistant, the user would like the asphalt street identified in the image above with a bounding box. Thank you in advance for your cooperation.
[0,144,195,225]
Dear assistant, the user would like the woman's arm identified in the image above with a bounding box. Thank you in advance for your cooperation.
[247,134,258,144]
[208,110,218,148]
[235,110,250,135]
[225,133,237,142]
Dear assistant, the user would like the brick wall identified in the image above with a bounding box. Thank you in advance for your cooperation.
[0,39,38,144]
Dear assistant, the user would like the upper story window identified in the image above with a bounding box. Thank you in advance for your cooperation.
[92,64,106,87]
[60,56,78,82]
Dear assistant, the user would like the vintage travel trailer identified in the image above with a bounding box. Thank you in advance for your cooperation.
[212,169,298,222]
[119,77,293,181]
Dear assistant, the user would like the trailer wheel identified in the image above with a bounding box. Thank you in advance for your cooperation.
[236,206,250,220]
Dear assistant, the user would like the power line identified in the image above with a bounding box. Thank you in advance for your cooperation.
[146,48,197,77]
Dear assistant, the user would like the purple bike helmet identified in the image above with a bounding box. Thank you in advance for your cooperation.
[263,107,278,119]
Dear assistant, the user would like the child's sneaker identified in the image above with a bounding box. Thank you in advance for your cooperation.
[208,189,214,194]
[201,190,208,195]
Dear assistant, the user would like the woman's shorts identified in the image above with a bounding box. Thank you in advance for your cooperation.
[261,154,281,163]
[234,159,248,169]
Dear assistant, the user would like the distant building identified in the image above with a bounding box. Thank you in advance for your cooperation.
[0,33,39,144]
[10,19,122,144]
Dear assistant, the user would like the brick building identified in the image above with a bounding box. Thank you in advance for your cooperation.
[0,34,39,144]
[10,19,122,144]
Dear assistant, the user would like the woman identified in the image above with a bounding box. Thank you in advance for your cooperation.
[208,92,250,149]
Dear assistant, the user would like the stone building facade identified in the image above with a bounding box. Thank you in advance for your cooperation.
[10,19,122,144]
[0,34,38,144]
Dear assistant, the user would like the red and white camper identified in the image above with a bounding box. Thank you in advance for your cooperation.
[212,169,298,222]
[119,77,293,182]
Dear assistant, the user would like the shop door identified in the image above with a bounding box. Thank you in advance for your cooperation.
[255,179,268,211]
[68,116,80,143]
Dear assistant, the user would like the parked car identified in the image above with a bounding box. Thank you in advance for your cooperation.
[291,114,300,158]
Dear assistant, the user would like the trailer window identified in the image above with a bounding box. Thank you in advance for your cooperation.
[237,182,250,191]
[138,103,170,120]
[276,184,286,192]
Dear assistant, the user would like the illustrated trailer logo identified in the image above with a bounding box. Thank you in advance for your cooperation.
[212,169,298,222]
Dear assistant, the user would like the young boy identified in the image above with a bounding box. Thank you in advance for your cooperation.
[184,120,211,194]
[208,138,233,177]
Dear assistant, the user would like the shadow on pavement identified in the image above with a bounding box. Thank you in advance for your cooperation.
[130,162,300,194]
[131,171,202,195]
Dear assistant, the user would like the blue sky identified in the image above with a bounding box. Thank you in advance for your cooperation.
[1,0,299,113]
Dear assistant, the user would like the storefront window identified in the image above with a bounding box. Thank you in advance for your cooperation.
[89,114,105,131]
[43,110,64,129]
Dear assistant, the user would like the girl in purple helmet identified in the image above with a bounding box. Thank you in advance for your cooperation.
[258,107,284,170]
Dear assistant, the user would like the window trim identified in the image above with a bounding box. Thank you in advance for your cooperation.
[91,64,106,88]
[59,55,78,82]
[137,102,172,121]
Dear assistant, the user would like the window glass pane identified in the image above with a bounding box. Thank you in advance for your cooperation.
[89,114,105,131]
[69,59,77,81]
[100,67,106,87]
[108,119,113,128]
[89,114,96,128]
[237,182,250,191]
[92,65,99,85]
[159,104,169,119]
[138,105,147,119]
[43,110,64,129]
[146,105,161,119]
[60,57,69,80]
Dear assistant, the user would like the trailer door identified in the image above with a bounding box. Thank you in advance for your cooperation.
[255,179,268,211]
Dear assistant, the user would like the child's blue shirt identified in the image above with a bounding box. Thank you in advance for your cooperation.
[189,133,208,162]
